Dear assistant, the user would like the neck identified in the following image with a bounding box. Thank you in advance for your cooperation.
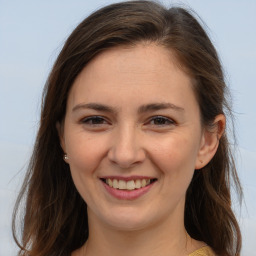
[80,207,196,256]
[87,226,189,256]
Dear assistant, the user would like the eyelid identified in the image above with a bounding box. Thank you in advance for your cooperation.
[146,115,176,126]
[79,115,176,127]
[80,115,110,125]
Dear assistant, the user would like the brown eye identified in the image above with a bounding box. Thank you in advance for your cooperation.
[149,116,174,126]
[81,116,108,125]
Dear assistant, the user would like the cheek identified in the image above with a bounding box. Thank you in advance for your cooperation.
[65,131,108,175]
[148,134,199,177]
[64,132,110,203]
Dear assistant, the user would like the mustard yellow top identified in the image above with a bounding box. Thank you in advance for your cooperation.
[189,246,215,256]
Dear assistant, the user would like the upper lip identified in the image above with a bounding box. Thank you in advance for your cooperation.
[99,175,157,181]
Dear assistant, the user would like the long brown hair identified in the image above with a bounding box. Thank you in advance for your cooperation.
[13,1,242,255]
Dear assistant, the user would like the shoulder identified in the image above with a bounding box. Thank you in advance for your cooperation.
[189,246,216,256]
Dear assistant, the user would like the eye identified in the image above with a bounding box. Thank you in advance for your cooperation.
[81,116,109,125]
[147,116,175,126]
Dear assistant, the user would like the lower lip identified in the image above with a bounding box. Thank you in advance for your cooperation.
[102,181,155,200]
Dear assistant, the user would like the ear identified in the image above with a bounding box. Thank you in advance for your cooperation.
[56,121,66,153]
[195,114,225,169]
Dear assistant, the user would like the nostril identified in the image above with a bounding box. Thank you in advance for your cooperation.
[107,138,146,168]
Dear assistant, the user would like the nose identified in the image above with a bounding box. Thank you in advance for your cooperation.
[107,124,146,169]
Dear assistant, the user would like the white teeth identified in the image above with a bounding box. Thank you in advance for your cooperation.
[113,179,118,189]
[118,180,126,190]
[141,179,146,187]
[107,178,113,187]
[135,179,141,189]
[127,180,135,190]
[105,178,153,190]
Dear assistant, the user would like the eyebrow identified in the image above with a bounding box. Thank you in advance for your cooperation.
[72,103,118,114]
[72,102,184,114]
[138,103,184,114]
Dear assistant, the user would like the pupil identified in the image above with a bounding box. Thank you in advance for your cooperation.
[93,118,103,124]
[155,118,165,124]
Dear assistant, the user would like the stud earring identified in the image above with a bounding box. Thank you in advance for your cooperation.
[63,154,69,161]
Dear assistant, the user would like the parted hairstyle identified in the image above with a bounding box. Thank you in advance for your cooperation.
[13,1,242,256]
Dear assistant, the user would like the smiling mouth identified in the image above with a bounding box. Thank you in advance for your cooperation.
[101,178,157,190]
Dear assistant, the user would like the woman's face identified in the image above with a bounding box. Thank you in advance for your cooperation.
[60,44,207,231]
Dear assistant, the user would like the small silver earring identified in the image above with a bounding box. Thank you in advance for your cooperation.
[63,154,69,161]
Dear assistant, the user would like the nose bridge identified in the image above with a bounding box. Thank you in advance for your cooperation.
[108,122,144,168]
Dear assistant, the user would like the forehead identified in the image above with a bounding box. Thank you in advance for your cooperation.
[67,43,198,113]
[77,43,182,82]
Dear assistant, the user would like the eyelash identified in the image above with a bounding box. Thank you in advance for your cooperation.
[81,116,108,125]
[147,116,175,126]
[81,115,175,127]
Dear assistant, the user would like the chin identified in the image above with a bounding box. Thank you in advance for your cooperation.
[99,207,157,232]
[107,217,150,232]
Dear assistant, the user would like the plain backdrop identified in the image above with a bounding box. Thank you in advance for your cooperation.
[0,0,255,255]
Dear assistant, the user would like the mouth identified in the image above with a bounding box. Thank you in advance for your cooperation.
[100,177,157,191]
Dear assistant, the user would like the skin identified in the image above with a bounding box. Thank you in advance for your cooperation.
[59,43,225,256]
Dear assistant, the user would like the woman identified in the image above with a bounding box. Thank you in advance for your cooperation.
[12,1,242,255]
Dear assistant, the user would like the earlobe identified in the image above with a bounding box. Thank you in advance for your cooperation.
[195,114,225,169]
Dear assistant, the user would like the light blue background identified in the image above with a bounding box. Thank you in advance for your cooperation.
[0,0,255,255]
